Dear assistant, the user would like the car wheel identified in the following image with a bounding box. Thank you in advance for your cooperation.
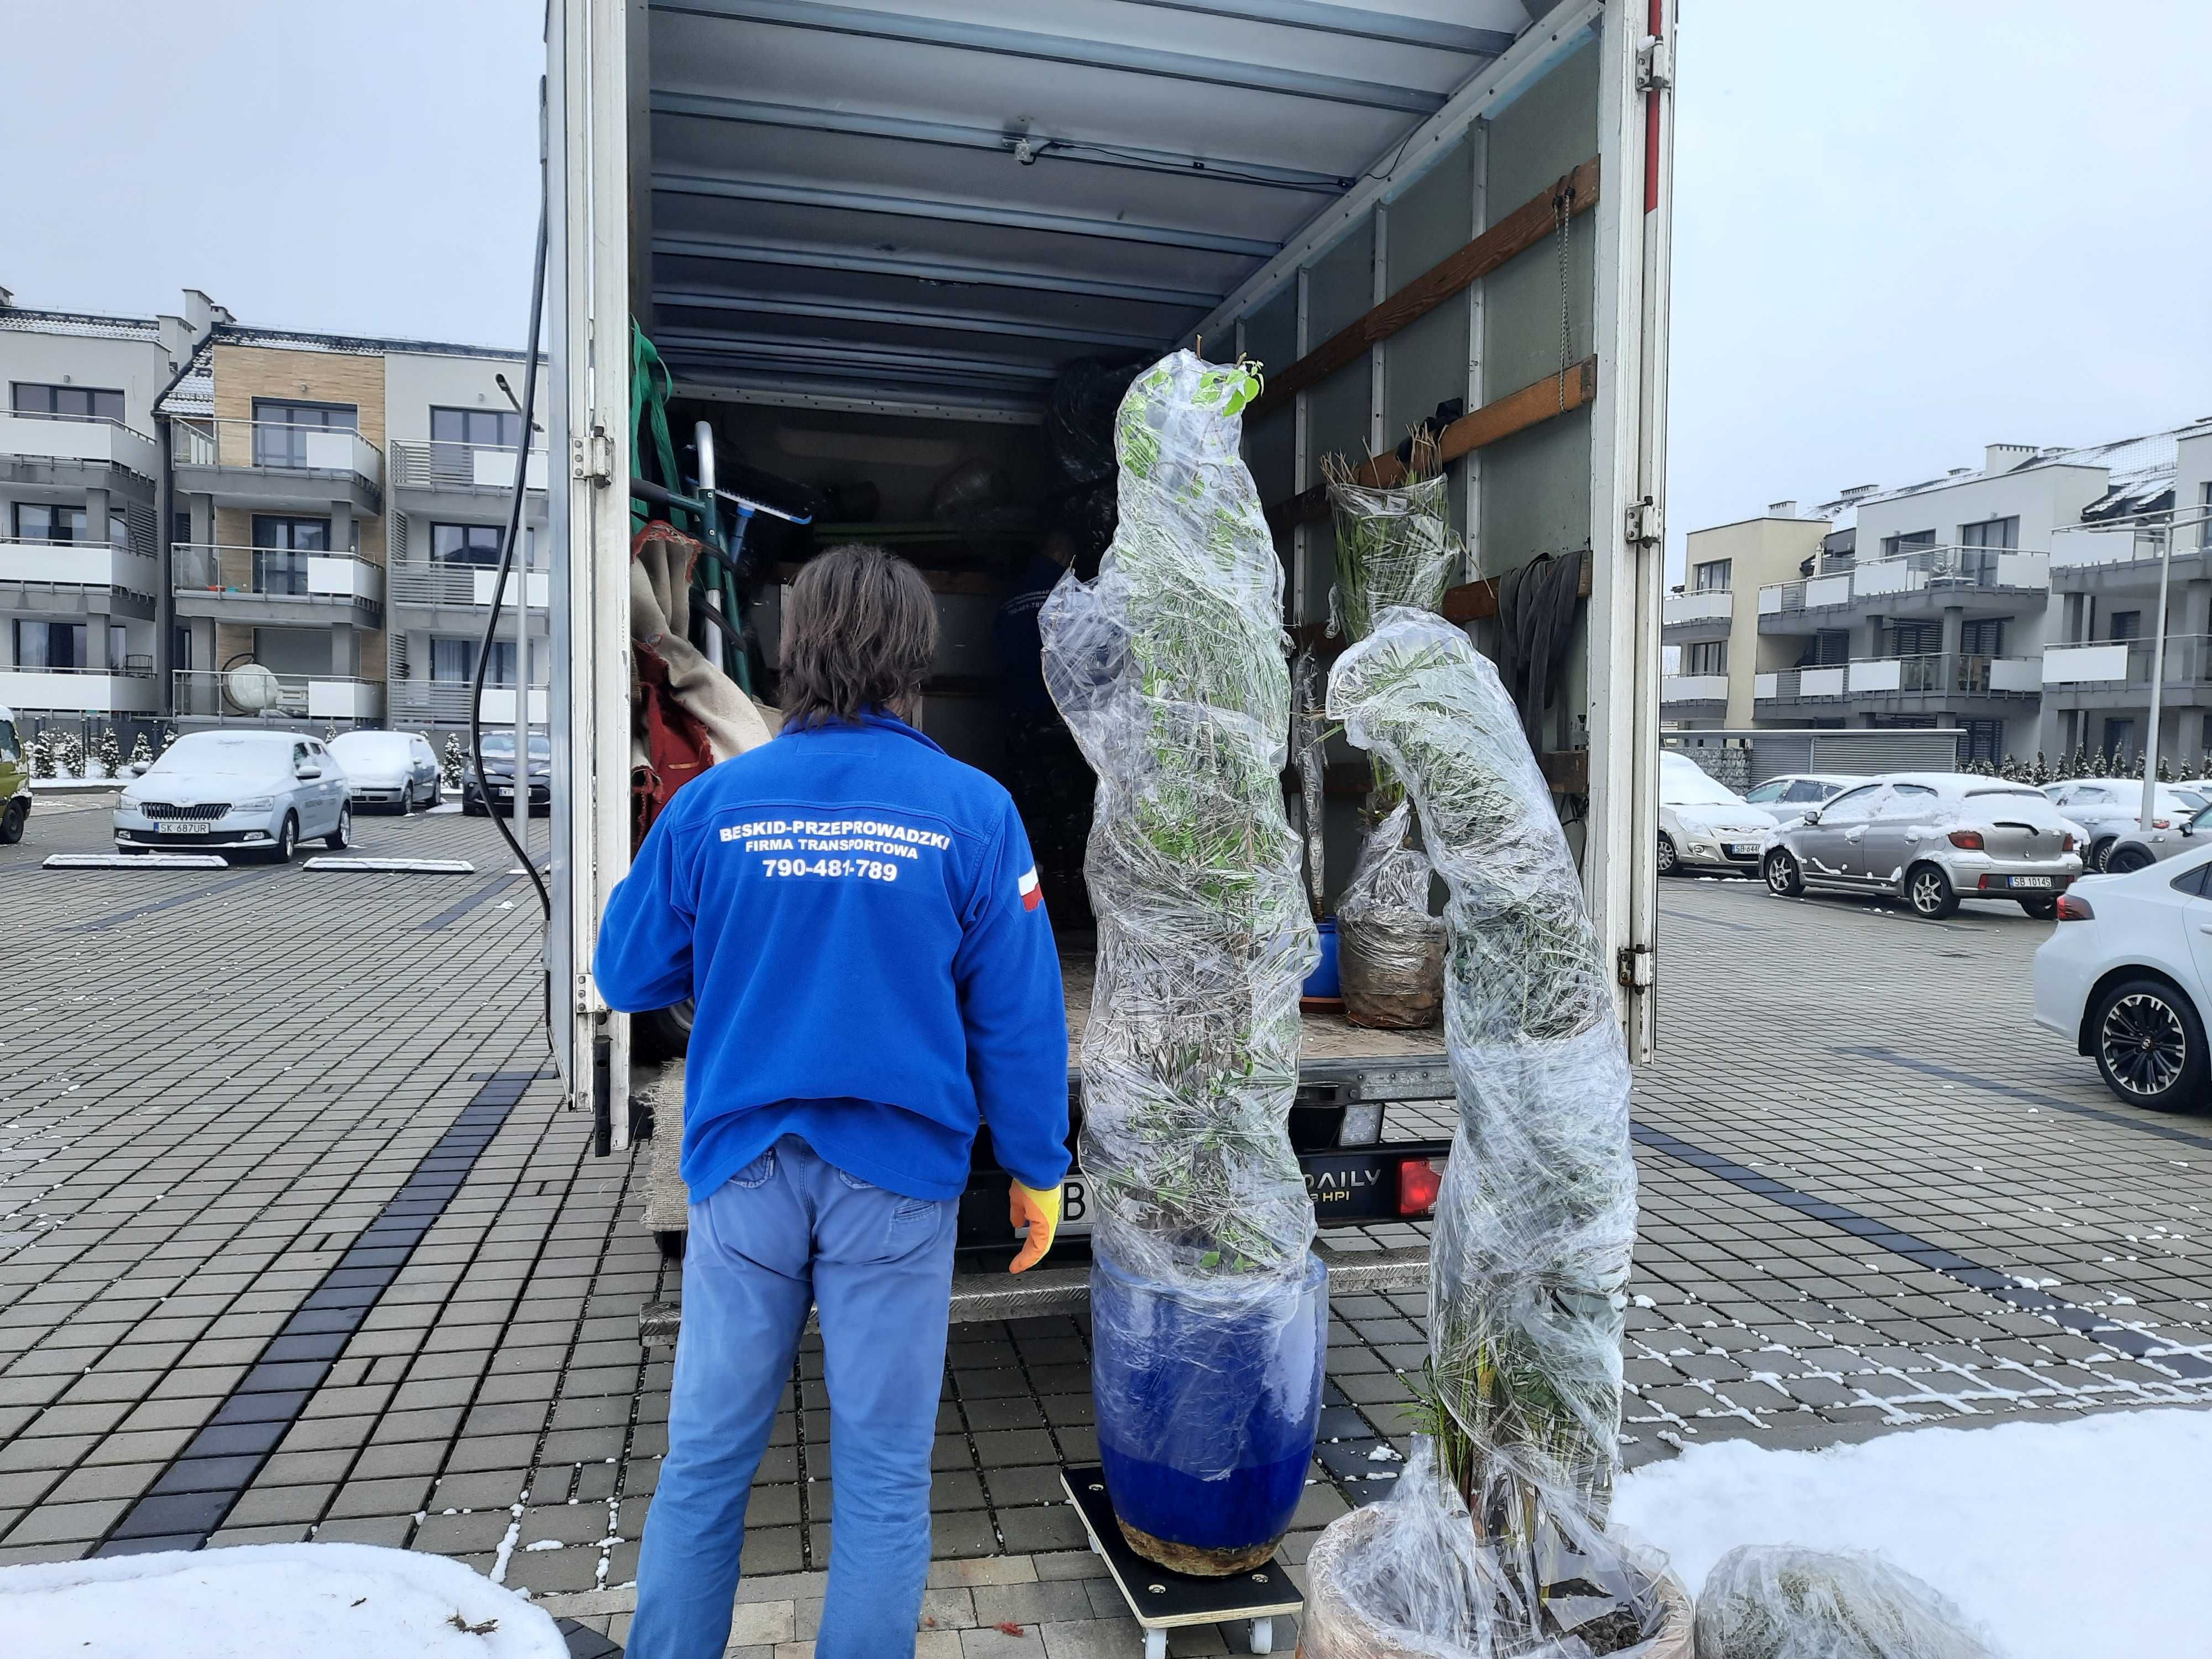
[431,778,444,808]
[2091,977,2209,1111]
[2020,896,2059,920]
[2107,844,2153,874]
[270,813,298,864]
[0,798,26,846]
[1764,847,1804,896]
[634,999,696,1063]
[1656,832,1680,877]
[326,801,352,850]
[2091,835,2116,872]
[1905,861,1958,919]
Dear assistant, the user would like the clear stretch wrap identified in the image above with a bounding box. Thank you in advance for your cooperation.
[1302,1439,1692,1659]
[1693,1548,1998,1659]
[1326,456,1463,646]
[1041,354,1324,1571]
[1328,608,1637,1524]
[1337,804,1446,1029]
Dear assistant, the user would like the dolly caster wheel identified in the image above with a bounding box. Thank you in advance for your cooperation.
[1250,1619,1274,1655]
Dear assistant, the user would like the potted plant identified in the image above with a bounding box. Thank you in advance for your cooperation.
[1041,351,1325,1576]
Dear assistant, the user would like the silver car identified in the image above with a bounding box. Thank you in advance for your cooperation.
[2102,800,2212,873]
[116,731,352,863]
[330,729,443,812]
[2043,778,2202,870]
[1761,771,2083,919]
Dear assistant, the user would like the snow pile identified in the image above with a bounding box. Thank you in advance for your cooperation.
[0,1542,566,1658]
[1614,1408,2212,1659]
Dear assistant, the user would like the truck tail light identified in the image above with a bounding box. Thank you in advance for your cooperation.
[1396,1157,1446,1217]
[2056,893,2095,921]
[1948,830,1984,849]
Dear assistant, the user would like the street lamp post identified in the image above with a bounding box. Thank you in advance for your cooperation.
[2140,519,2172,835]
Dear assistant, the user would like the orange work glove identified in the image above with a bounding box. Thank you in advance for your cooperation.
[1008,1181,1061,1274]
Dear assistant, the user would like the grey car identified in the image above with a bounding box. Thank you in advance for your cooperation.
[1761,771,2083,919]
[2043,778,2201,870]
[330,729,442,811]
[115,731,352,863]
[2102,801,2212,873]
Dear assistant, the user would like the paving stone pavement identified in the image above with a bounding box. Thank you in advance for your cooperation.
[4,797,2210,1656]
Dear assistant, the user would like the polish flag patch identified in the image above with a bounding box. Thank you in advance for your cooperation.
[1018,867,1042,911]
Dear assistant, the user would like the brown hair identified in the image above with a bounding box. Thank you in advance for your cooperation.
[778,543,938,729]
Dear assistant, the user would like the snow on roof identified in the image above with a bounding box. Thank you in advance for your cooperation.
[1808,419,2212,529]
[0,306,161,342]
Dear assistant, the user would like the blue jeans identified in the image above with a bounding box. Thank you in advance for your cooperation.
[628,1135,958,1659]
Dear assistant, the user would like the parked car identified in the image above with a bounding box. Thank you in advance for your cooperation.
[0,706,28,846]
[115,731,351,862]
[1741,773,1858,824]
[330,729,442,812]
[2043,778,2201,870]
[2100,800,2212,874]
[1657,751,1778,877]
[1761,771,2082,919]
[462,731,552,816]
[2033,841,2212,1110]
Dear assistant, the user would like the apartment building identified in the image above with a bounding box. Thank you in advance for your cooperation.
[0,289,223,735]
[163,326,548,736]
[1660,503,1827,727]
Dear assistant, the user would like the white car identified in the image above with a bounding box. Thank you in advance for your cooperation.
[115,731,351,863]
[2043,779,2201,870]
[330,729,442,812]
[1741,773,1858,826]
[2033,841,2212,1110]
[1658,751,1778,877]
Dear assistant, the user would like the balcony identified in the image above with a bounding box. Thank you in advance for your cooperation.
[173,670,383,723]
[0,410,161,484]
[1661,588,1732,632]
[170,544,384,627]
[0,539,161,614]
[387,680,549,726]
[1660,673,1728,706]
[1756,653,2042,705]
[2049,524,2212,590]
[1759,546,2049,627]
[170,418,384,513]
[0,664,158,714]
[388,440,549,507]
[2043,635,2212,704]
[385,559,551,613]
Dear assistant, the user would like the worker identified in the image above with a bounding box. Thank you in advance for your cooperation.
[595,542,1071,1659]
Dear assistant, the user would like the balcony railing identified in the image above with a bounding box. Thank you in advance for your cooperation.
[388,440,549,493]
[171,544,384,605]
[1661,588,1732,627]
[170,418,384,488]
[173,670,383,722]
[0,409,162,479]
[387,680,550,724]
[1756,653,2042,700]
[0,538,161,599]
[1660,672,1728,704]
[2044,634,2212,690]
[0,664,159,714]
[1759,546,2049,614]
[385,558,550,609]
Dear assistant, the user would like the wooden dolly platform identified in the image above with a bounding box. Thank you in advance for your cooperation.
[1060,1465,1302,1659]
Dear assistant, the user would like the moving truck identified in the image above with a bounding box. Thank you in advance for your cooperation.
[542,0,1677,1292]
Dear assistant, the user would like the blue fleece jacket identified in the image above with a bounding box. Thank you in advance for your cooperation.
[593,711,1071,1204]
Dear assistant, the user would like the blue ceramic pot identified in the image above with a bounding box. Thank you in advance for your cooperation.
[1091,1245,1328,1574]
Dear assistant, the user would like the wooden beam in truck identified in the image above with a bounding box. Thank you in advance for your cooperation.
[1244,159,1599,424]
[1264,356,1599,535]
[1286,550,1593,657]
[1295,748,1590,801]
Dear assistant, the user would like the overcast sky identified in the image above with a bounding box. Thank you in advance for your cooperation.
[4,2,2208,575]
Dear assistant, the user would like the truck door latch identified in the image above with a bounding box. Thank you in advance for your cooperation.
[575,427,614,487]
[1616,944,1655,990]
[1637,36,1672,92]
[1624,498,1662,546]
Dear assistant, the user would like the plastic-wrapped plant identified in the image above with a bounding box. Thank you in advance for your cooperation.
[1329,608,1636,1542]
[1042,351,1324,1574]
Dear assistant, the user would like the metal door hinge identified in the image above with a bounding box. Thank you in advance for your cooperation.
[1617,944,1654,990]
[576,971,601,1013]
[574,427,614,487]
[1637,36,1672,92]
[1625,498,1663,546]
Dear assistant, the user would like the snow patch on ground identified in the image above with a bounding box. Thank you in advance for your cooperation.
[0,1542,565,1658]
[1614,1407,2212,1659]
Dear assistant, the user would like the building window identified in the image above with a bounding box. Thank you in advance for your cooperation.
[431,523,504,567]
[2103,718,2137,763]
[431,637,525,686]
[1808,629,1850,667]
[1881,530,1936,560]
[1683,640,1727,675]
[13,620,87,668]
[1959,518,2018,549]
[1881,622,1940,658]
[252,399,358,468]
[11,382,124,423]
[1960,619,2006,656]
[11,503,89,542]
[1963,719,2002,764]
[172,627,192,672]
[430,406,523,450]
[2110,612,2142,641]
[1691,558,1731,593]
[251,515,331,596]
